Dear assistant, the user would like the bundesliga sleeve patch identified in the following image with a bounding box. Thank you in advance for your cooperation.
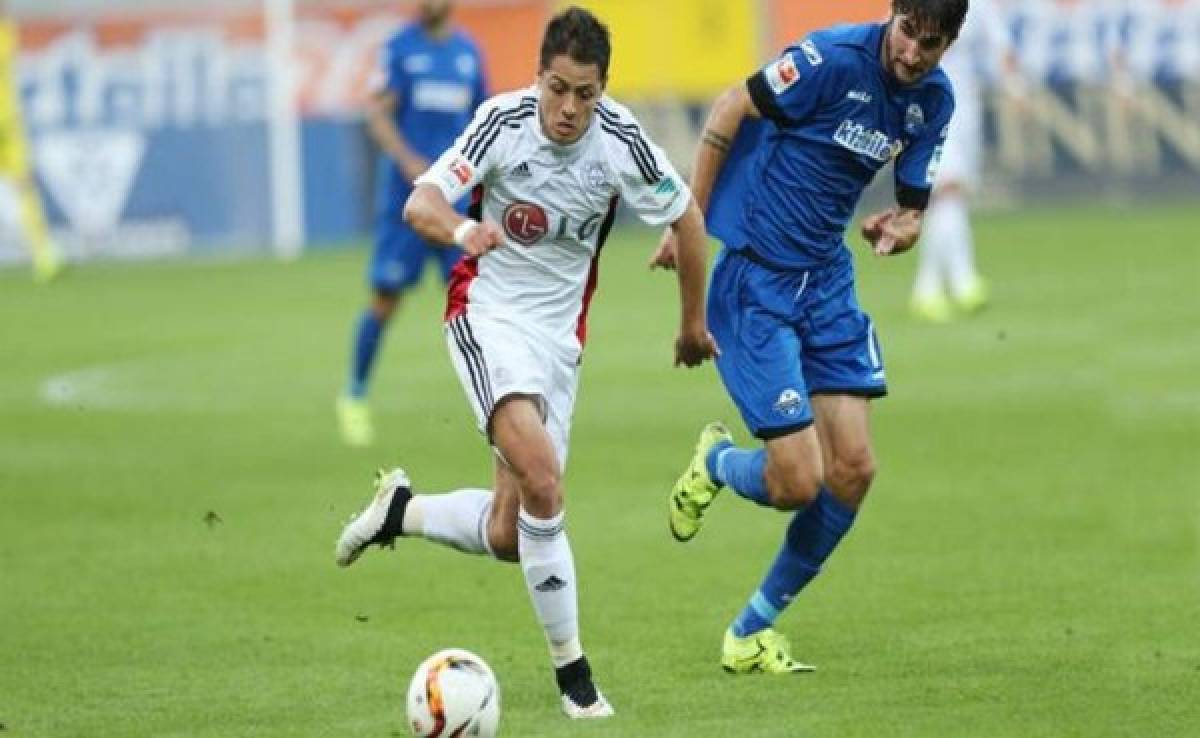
[764,52,800,96]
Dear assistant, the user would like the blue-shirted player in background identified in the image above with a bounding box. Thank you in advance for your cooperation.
[653,0,967,673]
[338,0,487,446]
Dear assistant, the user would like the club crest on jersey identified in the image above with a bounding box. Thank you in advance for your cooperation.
[585,161,609,190]
[765,52,800,95]
[503,201,549,246]
[833,121,901,163]
[774,388,803,417]
[905,104,925,135]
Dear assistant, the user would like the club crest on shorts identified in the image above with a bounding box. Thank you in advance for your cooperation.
[503,201,549,246]
[774,388,803,417]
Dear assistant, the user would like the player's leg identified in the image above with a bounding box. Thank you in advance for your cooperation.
[0,122,64,283]
[723,254,882,673]
[337,221,426,446]
[670,251,814,540]
[489,394,612,718]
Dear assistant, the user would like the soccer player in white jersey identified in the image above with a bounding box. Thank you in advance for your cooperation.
[335,6,717,719]
[911,0,1018,320]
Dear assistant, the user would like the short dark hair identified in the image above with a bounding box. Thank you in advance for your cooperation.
[892,0,969,40]
[539,6,612,80]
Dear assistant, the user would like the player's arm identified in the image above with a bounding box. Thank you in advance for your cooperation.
[648,84,757,270]
[404,184,502,257]
[366,89,430,185]
[669,198,719,367]
[691,84,760,212]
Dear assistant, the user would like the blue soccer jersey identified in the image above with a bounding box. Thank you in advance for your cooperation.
[709,23,955,271]
[373,23,487,218]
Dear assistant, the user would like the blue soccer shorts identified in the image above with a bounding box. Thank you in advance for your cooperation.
[706,247,887,439]
[369,213,463,295]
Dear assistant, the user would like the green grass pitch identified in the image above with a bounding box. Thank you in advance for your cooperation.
[1,204,1198,737]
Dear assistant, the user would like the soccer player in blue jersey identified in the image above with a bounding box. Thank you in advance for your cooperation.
[338,0,487,446]
[656,0,968,673]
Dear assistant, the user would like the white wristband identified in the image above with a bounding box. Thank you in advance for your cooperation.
[452,219,479,246]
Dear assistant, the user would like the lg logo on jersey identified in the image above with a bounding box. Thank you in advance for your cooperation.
[502,201,605,247]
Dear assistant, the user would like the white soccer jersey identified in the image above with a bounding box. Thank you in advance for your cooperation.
[415,86,691,349]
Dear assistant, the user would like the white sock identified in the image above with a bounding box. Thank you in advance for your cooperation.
[517,508,583,667]
[404,489,493,556]
[927,195,980,298]
[914,198,950,300]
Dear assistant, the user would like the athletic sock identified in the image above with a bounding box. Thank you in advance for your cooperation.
[348,310,386,398]
[731,487,857,637]
[517,508,583,667]
[404,488,493,556]
[707,444,771,507]
[915,197,953,300]
[938,195,981,298]
[555,655,599,706]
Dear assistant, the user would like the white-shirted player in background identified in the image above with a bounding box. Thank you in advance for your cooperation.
[911,0,1019,321]
[335,6,717,719]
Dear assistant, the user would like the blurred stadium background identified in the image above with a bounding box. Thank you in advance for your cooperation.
[1,0,1197,265]
[2,2,1198,737]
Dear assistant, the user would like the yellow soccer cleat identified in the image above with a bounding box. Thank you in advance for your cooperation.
[721,628,816,675]
[32,246,65,284]
[954,277,990,315]
[336,395,374,447]
[668,422,732,542]
[910,291,954,323]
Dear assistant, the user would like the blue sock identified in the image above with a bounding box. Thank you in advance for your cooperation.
[348,310,386,398]
[706,443,771,507]
[731,487,857,637]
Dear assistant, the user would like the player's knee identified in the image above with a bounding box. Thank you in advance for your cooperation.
[828,446,877,500]
[371,293,399,320]
[514,466,563,517]
[765,463,822,511]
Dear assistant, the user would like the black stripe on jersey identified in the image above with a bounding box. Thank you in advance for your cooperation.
[596,104,663,185]
[449,316,493,417]
[462,97,537,166]
[473,108,536,167]
[596,103,661,177]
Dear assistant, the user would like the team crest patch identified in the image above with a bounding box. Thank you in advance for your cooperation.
[905,104,925,135]
[765,52,800,95]
[774,388,803,417]
[585,161,609,189]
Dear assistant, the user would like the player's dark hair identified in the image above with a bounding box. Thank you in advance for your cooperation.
[892,0,969,40]
[539,6,612,80]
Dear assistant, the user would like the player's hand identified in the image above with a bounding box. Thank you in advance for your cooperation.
[674,323,718,368]
[459,221,505,258]
[861,207,919,256]
[648,229,678,270]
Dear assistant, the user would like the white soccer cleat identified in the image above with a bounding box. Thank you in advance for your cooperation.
[561,690,614,719]
[335,468,411,568]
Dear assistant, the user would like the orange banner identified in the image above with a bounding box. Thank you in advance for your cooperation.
[767,0,889,55]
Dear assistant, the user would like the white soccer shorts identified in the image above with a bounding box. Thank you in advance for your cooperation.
[444,312,580,471]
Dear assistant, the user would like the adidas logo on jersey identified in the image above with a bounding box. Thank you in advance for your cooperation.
[510,161,533,178]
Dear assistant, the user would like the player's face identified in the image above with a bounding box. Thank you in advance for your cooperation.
[537,55,605,145]
[884,13,953,85]
[417,0,452,28]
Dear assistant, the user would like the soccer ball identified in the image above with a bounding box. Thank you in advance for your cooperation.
[406,648,501,737]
